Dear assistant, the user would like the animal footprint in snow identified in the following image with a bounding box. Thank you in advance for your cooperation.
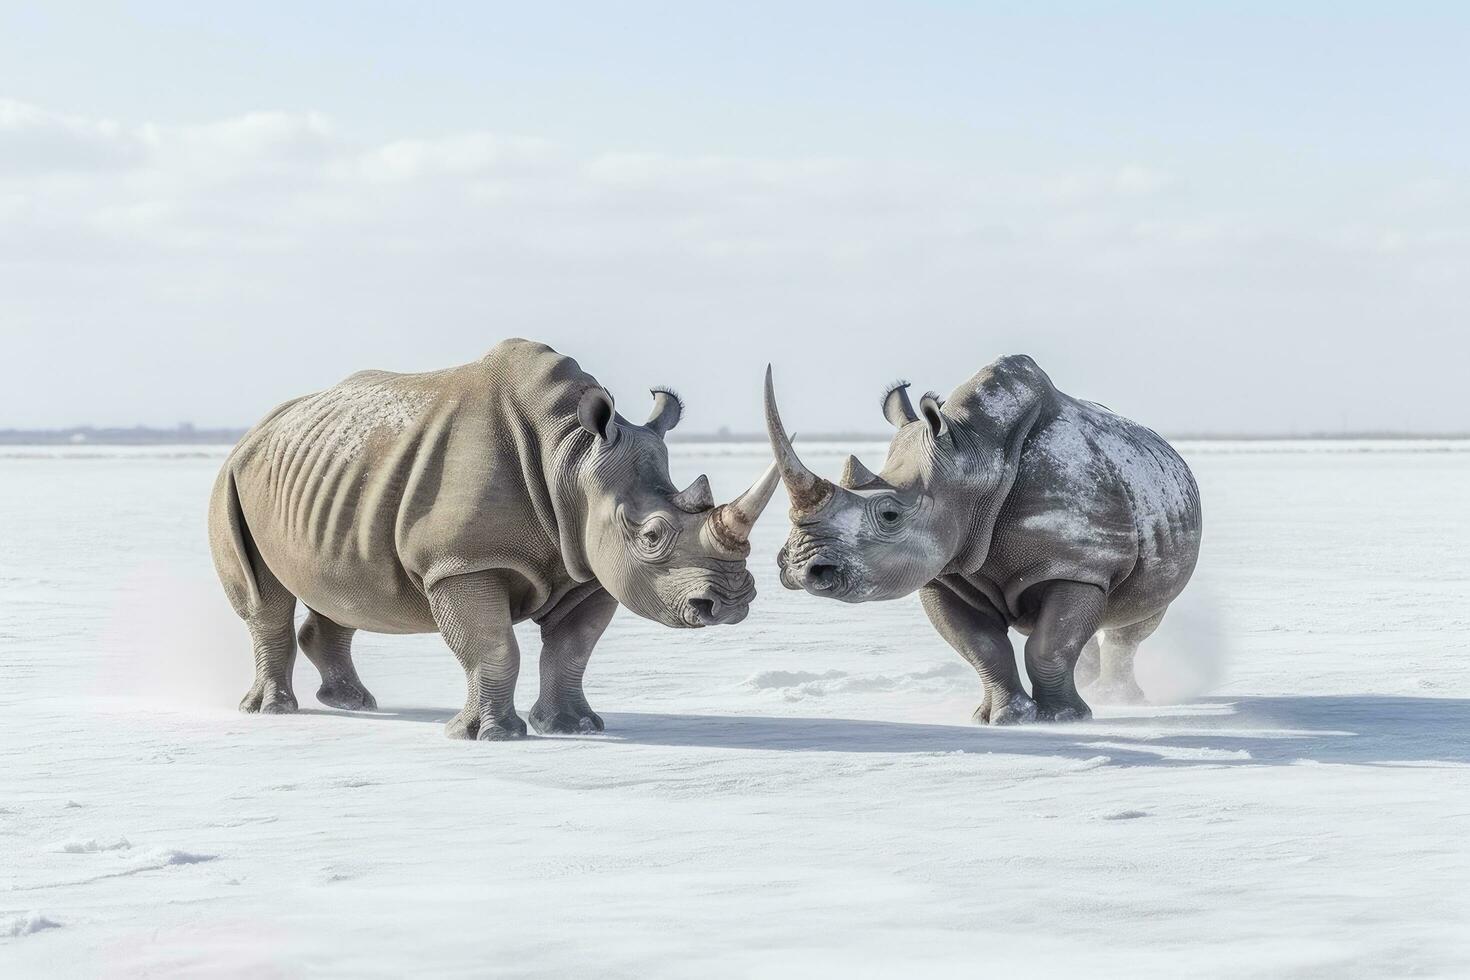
[6,913,62,938]
[54,838,131,853]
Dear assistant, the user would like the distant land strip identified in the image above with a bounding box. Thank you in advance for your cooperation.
[2,426,1469,445]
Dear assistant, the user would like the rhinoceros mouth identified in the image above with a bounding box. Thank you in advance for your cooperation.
[675,574,756,628]
[776,546,803,591]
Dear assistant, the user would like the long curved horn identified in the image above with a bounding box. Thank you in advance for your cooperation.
[764,365,834,514]
[705,460,780,556]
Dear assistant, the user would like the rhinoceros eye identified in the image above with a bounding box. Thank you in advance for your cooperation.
[630,514,677,562]
[872,496,905,530]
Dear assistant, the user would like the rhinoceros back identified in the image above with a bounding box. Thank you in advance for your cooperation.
[218,340,594,633]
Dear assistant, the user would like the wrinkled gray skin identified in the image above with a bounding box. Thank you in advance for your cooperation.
[209,339,779,740]
[766,355,1201,724]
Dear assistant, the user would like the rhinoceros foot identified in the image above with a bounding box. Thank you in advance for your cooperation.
[975,692,1038,726]
[1085,677,1147,706]
[447,708,528,741]
[239,681,298,715]
[477,713,529,741]
[316,679,378,712]
[529,700,605,735]
[1035,696,1093,723]
[444,708,478,740]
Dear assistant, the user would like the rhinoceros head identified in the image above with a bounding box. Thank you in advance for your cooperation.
[574,385,779,628]
[764,357,1049,602]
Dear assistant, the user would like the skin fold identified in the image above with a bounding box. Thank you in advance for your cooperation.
[209,338,779,740]
[765,356,1202,724]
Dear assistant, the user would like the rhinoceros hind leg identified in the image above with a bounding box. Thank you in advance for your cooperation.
[236,575,300,715]
[1024,580,1106,722]
[1073,634,1102,690]
[212,471,299,714]
[530,588,617,736]
[1088,610,1164,705]
[298,610,377,711]
[921,580,1038,726]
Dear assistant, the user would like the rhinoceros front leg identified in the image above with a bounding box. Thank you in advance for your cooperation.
[530,588,618,735]
[1024,580,1106,722]
[428,572,527,741]
[298,609,377,711]
[920,581,1037,726]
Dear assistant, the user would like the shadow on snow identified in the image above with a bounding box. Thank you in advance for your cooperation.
[301,695,1470,769]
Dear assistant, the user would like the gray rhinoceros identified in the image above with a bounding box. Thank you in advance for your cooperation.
[763,355,1201,724]
[209,338,778,740]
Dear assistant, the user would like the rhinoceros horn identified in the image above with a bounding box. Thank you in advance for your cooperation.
[764,366,835,516]
[840,454,889,490]
[670,474,715,513]
[705,460,780,556]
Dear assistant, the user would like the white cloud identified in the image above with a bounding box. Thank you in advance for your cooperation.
[357,133,553,182]
[0,100,142,175]
[0,98,1466,434]
[1115,165,1176,196]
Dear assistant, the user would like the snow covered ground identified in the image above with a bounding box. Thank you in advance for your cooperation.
[2,441,1468,977]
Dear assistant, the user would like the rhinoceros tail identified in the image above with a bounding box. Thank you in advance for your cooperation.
[208,465,265,616]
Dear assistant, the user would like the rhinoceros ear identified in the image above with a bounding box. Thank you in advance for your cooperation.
[919,392,948,439]
[645,386,683,437]
[882,380,918,429]
[578,386,619,445]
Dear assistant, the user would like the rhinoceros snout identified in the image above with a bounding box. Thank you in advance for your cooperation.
[685,592,750,627]
[783,549,852,599]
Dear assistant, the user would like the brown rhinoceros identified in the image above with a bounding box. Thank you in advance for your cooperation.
[209,339,777,740]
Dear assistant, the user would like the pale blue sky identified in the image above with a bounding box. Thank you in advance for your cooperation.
[2,2,1467,432]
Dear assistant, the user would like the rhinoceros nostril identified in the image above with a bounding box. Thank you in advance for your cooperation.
[804,562,839,591]
[688,597,716,621]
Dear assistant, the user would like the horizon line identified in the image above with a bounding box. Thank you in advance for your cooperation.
[3,425,1470,445]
